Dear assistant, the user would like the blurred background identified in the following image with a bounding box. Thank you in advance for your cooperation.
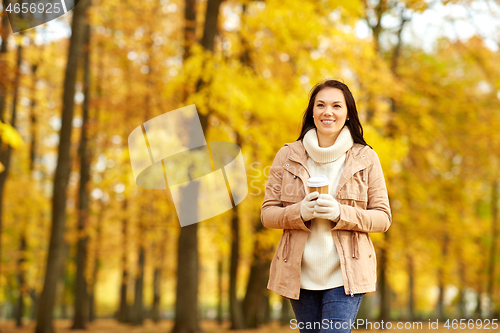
[0,0,500,332]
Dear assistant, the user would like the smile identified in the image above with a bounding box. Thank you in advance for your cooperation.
[321,120,335,124]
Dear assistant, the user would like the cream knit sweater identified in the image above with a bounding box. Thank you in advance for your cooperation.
[300,126,354,290]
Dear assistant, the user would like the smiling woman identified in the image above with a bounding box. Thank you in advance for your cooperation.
[312,87,349,147]
[297,80,368,149]
[261,79,392,333]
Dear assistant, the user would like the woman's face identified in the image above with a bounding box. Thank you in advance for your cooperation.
[312,87,348,144]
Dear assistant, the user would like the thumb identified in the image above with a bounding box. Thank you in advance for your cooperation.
[306,191,319,200]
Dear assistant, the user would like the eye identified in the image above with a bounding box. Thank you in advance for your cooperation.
[317,103,324,107]
[334,105,341,108]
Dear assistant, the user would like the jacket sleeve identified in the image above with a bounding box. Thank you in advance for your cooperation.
[332,149,392,233]
[260,146,310,231]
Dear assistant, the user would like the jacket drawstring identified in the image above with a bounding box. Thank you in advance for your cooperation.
[351,231,360,259]
[282,230,291,262]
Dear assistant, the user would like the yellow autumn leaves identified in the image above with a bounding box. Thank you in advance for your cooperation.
[0,121,23,173]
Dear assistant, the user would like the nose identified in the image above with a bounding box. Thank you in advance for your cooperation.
[324,106,334,114]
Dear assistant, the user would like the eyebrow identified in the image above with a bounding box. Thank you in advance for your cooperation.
[316,100,343,104]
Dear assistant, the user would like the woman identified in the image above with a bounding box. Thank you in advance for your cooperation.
[260,79,392,333]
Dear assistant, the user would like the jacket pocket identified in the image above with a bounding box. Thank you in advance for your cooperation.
[276,231,284,261]
[337,169,369,209]
[281,229,292,262]
[280,169,304,205]
[274,229,292,290]
[349,231,375,285]
[337,191,368,209]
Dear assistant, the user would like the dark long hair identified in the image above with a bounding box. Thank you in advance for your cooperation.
[296,79,370,148]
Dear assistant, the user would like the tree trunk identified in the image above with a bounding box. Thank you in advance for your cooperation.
[242,223,271,328]
[375,6,409,321]
[16,40,40,329]
[474,289,482,319]
[356,293,372,328]
[360,0,384,122]
[117,199,130,323]
[435,232,449,320]
[88,41,104,323]
[7,32,24,328]
[378,232,390,322]
[172,222,201,333]
[280,298,291,326]
[151,267,161,322]
[35,1,90,331]
[29,61,39,172]
[261,293,270,324]
[132,213,145,326]
[407,254,415,320]
[132,245,145,325]
[487,181,498,316]
[152,227,167,323]
[242,258,268,328]
[217,258,223,325]
[15,231,27,327]
[457,255,466,319]
[88,200,103,323]
[390,8,408,77]
[436,269,444,319]
[72,21,92,329]
[0,6,11,130]
[59,249,70,319]
[29,288,39,320]
[237,4,254,70]
[171,0,222,332]
[229,205,244,329]
[0,12,17,317]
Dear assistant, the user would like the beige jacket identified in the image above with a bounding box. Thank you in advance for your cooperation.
[261,139,392,300]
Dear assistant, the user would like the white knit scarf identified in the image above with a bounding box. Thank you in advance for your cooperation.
[302,126,354,163]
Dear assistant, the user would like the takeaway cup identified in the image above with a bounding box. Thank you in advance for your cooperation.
[306,175,329,195]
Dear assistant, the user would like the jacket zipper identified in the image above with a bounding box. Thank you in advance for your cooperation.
[338,230,354,297]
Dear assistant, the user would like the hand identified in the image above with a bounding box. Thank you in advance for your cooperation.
[313,193,341,221]
[300,191,319,221]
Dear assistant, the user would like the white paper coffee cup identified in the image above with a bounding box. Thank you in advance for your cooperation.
[307,175,329,194]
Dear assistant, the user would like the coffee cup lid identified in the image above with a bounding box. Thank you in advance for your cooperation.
[307,175,329,187]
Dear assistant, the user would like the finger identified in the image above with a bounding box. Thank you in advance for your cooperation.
[314,206,332,214]
[315,206,332,214]
[315,199,334,207]
[313,212,330,218]
[307,191,319,200]
[306,201,317,209]
[318,194,334,201]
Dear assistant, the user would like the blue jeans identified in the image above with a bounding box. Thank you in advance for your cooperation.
[290,287,364,333]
